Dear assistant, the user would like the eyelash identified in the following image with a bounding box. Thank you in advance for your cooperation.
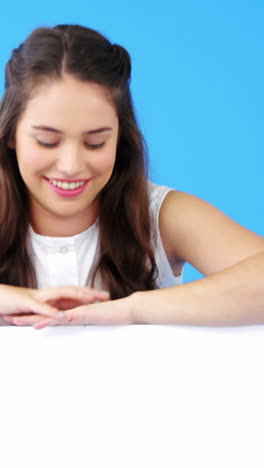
[36,141,106,150]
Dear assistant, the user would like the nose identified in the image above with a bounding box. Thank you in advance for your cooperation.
[55,144,87,178]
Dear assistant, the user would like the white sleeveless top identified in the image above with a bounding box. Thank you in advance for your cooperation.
[27,181,184,290]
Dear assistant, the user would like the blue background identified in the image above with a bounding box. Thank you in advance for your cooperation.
[0,1,262,283]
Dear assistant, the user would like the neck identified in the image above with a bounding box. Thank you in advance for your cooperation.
[30,201,99,237]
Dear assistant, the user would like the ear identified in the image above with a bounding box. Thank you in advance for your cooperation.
[8,136,16,149]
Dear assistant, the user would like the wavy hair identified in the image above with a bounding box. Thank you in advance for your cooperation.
[0,24,158,298]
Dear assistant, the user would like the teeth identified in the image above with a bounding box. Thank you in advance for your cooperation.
[49,179,86,190]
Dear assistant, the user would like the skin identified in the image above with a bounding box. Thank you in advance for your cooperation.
[0,285,110,326]
[10,74,119,237]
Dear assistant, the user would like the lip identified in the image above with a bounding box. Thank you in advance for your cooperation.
[44,177,88,183]
[44,177,91,198]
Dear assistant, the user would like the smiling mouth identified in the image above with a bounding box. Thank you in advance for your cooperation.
[44,177,90,190]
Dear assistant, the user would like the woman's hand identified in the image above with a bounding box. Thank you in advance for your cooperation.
[0,284,110,326]
[3,294,134,329]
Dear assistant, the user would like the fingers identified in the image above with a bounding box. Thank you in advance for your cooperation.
[32,301,124,329]
[25,287,110,322]
[33,318,60,329]
[27,300,65,321]
[6,297,132,329]
[2,287,111,327]
[3,314,58,327]
[36,286,110,304]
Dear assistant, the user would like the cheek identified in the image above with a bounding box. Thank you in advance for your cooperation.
[16,145,52,177]
[90,149,116,175]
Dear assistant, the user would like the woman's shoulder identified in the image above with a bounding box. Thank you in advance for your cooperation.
[158,185,264,276]
[147,180,175,213]
[147,180,186,274]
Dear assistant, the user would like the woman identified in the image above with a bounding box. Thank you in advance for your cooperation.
[0,24,263,329]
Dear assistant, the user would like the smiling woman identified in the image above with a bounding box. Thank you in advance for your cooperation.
[0,24,264,329]
[0,25,162,302]
[10,77,119,236]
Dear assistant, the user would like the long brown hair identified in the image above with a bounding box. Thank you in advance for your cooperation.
[0,24,158,298]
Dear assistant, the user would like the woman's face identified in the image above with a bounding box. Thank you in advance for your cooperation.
[12,74,119,236]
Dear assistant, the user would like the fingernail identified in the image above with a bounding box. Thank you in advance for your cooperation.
[101,290,110,297]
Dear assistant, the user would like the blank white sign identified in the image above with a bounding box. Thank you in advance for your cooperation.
[0,324,263,468]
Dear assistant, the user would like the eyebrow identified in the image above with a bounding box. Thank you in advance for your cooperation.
[32,125,113,135]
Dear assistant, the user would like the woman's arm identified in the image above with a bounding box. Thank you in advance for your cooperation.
[131,251,264,326]
[131,190,264,326]
[4,190,264,329]
[17,254,264,328]
[7,251,264,327]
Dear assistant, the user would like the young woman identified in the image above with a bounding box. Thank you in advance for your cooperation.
[0,24,263,329]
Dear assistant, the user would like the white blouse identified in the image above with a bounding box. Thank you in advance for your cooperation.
[27,181,184,290]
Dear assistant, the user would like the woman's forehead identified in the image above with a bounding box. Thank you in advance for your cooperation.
[19,75,119,130]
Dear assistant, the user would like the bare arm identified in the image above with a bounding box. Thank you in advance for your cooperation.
[3,191,264,329]
[130,190,264,326]
[131,251,264,326]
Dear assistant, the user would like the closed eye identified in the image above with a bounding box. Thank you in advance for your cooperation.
[36,140,57,148]
[85,142,105,149]
[36,140,106,150]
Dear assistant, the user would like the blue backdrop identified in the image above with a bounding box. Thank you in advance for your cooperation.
[0,0,262,283]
